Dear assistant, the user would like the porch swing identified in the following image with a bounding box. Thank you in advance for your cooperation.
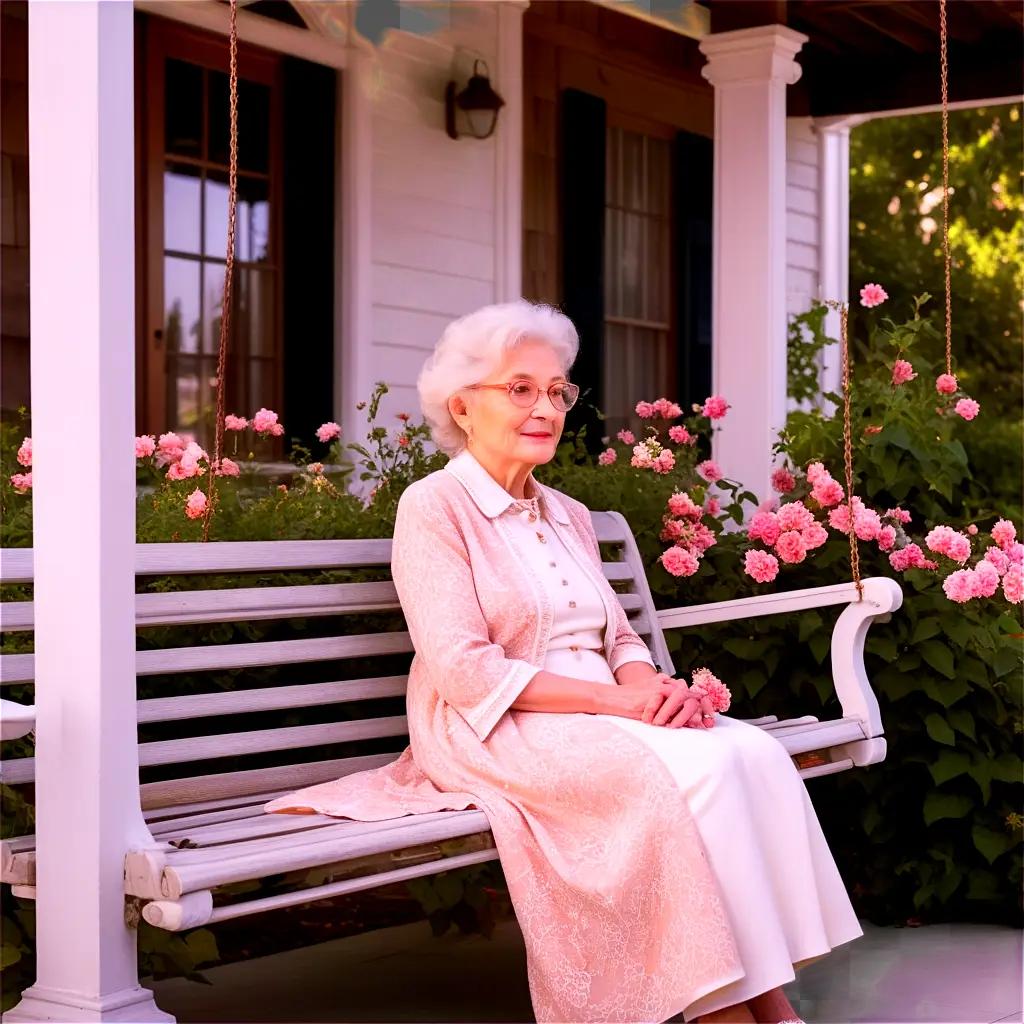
[4,0,969,942]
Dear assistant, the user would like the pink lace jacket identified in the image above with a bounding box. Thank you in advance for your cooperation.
[265,452,742,1022]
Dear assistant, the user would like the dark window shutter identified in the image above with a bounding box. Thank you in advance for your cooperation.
[281,57,336,445]
[560,88,606,455]
[672,130,713,410]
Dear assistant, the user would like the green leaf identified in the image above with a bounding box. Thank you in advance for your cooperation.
[798,611,823,644]
[862,801,882,836]
[808,631,831,665]
[183,930,219,966]
[911,618,942,643]
[920,640,956,679]
[972,825,1014,865]
[966,868,999,901]
[723,638,767,660]
[866,635,899,661]
[993,642,1022,679]
[924,712,956,746]
[990,752,1022,784]
[0,945,21,970]
[922,675,971,708]
[947,708,976,741]
[923,791,973,826]
[928,750,971,786]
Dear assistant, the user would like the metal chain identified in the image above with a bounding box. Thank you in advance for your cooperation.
[939,0,952,377]
[202,0,239,541]
[823,298,863,600]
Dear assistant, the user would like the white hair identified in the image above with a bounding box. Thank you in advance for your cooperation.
[417,299,580,458]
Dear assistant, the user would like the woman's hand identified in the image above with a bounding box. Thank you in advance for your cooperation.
[598,673,715,729]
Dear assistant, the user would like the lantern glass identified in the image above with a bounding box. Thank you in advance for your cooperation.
[466,107,498,139]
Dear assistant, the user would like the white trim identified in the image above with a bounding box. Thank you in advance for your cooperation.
[816,93,1023,129]
[339,47,375,488]
[589,0,710,39]
[133,0,354,68]
[816,121,850,409]
[493,0,527,302]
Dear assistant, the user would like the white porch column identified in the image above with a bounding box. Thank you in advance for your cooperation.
[699,25,808,509]
[11,3,169,1022]
[493,0,528,302]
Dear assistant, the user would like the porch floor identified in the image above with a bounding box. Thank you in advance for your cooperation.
[149,916,1022,1024]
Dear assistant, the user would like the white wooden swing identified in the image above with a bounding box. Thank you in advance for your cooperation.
[8,0,983,1015]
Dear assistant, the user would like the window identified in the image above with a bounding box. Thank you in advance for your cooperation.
[602,121,675,440]
[140,21,282,452]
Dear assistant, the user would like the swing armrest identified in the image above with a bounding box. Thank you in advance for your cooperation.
[654,576,903,735]
[1,699,35,741]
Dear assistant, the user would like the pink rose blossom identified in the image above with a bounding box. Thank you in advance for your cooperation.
[617,429,636,445]
[991,519,1017,551]
[775,530,808,564]
[747,511,781,547]
[1007,542,1024,566]
[397,413,411,422]
[252,407,285,436]
[877,525,897,551]
[1002,565,1023,604]
[661,545,700,577]
[885,507,912,524]
[184,488,208,520]
[889,543,937,572]
[690,523,717,554]
[702,395,729,420]
[854,507,883,542]
[776,501,815,532]
[805,462,828,484]
[653,398,683,419]
[635,401,655,419]
[925,525,972,564]
[891,359,917,386]
[859,282,889,308]
[668,491,703,520]
[689,668,731,713]
[758,496,780,514]
[597,447,617,466]
[652,449,676,474]
[16,437,32,467]
[966,524,978,536]
[9,472,32,493]
[811,476,845,508]
[802,523,829,551]
[744,549,779,584]
[935,373,958,395]
[155,432,185,467]
[770,467,796,494]
[660,519,685,542]
[827,496,865,534]
[954,398,980,421]
[696,459,723,483]
[224,414,248,431]
[704,496,721,516]
[984,546,1010,575]
[668,425,693,445]
[316,421,341,443]
[135,434,156,459]
[214,457,240,477]
[972,560,1001,599]
[397,435,410,447]
[630,444,654,469]
[942,569,976,603]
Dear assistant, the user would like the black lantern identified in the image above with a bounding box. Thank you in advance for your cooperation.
[445,59,505,140]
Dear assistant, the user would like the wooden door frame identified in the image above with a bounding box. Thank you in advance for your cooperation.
[135,13,283,442]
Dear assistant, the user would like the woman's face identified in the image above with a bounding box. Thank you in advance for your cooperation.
[455,338,568,467]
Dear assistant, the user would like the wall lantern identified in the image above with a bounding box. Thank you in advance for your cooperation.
[445,59,505,140]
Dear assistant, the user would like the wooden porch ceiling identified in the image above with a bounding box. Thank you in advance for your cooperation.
[704,0,1023,116]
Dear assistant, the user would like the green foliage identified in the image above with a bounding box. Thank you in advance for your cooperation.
[849,103,1023,421]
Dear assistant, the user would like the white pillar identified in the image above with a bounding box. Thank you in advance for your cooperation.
[815,115,870,413]
[699,25,808,509]
[493,0,528,302]
[10,3,170,1021]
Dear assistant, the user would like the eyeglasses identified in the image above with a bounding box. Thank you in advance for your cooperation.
[464,379,580,412]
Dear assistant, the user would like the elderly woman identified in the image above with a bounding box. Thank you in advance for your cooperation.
[265,300,863,1024]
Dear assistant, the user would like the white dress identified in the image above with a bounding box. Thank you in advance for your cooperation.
[504,492,864,1022]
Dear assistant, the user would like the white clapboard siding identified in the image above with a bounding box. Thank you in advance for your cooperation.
[786,115,822,319]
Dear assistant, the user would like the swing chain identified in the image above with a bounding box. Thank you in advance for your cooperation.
[202,0,239,542]
[939,0,953,379]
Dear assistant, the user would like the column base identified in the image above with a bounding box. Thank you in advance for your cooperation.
[2,984,174,1023]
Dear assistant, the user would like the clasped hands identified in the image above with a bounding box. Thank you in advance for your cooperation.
[642,671,716,730]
